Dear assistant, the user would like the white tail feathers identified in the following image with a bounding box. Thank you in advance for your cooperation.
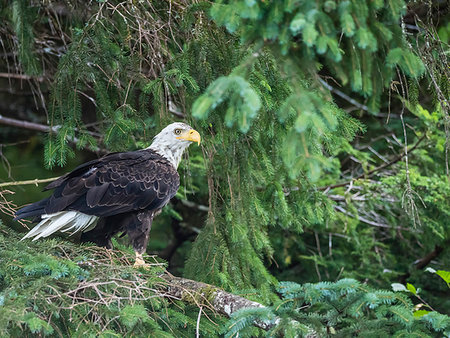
[21,211,99,241]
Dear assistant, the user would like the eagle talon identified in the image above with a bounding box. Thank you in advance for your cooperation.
[133,252,149,269]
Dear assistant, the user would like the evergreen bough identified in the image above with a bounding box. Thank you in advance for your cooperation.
[225,279,450,337]
[0,0,448,334]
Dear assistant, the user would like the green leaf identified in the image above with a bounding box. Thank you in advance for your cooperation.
[436,270,450,286]
[406,283,417,295]
[414,310,431,318]
[425,268,450,287]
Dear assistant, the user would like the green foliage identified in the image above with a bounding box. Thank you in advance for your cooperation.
[119,304,151,329]
[210,0,424,111]
[1,0,449,335]
[10,0,41,75]
[192,74,261,133]
[225,279,450,337]
[23,312,54,335]
[46,18,147,167]
[0,222,225,337]
[426,268,450,288]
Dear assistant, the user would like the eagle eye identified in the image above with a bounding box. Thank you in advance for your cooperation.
[174,128,182,135]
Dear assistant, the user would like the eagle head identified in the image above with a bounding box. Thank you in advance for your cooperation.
[148,122,201,168]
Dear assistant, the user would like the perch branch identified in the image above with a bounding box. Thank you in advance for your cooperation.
[160,274,277,331]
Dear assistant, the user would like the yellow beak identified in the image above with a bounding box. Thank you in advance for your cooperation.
[176,129,201,145]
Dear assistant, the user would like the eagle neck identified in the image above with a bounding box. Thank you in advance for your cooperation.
[148,143,187,169]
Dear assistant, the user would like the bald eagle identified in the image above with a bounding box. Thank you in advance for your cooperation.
[15,122,200,266]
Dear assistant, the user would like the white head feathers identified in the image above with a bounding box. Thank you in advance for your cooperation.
[148,122,201,168]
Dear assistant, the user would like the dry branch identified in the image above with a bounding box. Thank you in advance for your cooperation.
[0,114,56,133]
[0,177,59,189]
[319,134,426,191]
[0,72,46,82]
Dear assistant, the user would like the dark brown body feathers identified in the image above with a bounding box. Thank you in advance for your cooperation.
[15,149,180,253]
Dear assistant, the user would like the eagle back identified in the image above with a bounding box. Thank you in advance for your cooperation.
[44,150,180,217]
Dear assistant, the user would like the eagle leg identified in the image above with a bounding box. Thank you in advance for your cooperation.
[134,252,147,267]
[128,210,155,267]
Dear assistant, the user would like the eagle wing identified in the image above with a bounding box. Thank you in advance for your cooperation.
[43,150,180,217]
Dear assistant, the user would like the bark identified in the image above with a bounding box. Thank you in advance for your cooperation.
[399,243,448,284]
[160,274,275,331]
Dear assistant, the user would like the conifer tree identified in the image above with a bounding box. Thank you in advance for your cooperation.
[0,0,449,335]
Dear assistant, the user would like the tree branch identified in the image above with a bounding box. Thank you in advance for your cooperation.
[399,242,448,284]
[0,177,59,189]
[318,78,369,112]
[0,72,46,82]
[0,114,104,152]
[319,134,426,191]
[0,114,56,133]
[160,274,276,331]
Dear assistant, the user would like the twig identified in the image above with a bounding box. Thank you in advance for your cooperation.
[319,134,426,191]
[318,78,369,112]
[334,205,422,232]
[0,72,46,82]
[0,177,58,188]
[196,306,202,338]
